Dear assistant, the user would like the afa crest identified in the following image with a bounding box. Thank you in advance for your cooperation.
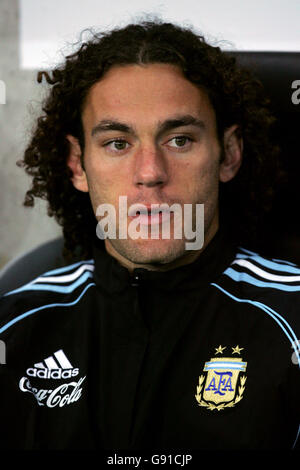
[195,345,247,411]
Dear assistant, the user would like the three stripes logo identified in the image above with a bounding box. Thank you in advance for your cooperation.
[26,349,79,379]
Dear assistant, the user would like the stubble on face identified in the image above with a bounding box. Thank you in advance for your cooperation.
[104,169,220,269]
[80,63,222,271]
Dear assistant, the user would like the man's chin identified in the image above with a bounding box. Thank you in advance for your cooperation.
[105,238,188,267]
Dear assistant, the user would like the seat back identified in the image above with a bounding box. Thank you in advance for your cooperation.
[230,52,300,262]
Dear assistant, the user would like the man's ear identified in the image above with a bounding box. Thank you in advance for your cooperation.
[219,125,243,183]
[66,134,89,192]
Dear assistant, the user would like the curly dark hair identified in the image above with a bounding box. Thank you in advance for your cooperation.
[19,20,282,261]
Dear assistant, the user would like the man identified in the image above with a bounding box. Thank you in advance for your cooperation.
[0,20,299,451]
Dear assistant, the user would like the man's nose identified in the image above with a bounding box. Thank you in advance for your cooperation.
[132,145,168,188]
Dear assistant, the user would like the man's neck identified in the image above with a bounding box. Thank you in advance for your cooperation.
[104,221,219,273]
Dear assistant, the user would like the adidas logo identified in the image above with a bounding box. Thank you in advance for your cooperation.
[26,349,79,379]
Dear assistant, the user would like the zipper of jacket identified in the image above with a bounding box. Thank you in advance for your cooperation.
[130,268,149,322]
[131,272,140,288]
[128,268,151,447]
[130,269,141,324]
[130,268,148,288]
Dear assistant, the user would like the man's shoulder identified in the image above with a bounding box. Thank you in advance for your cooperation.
[215,245,300,328]
[213,247,300,362]
[224,246,300,293]
[0,259,95,336]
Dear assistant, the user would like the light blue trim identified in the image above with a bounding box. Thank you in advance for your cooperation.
[204,365,245,370]
[211,283,300,367]
[292,424,300,449]
[254,301,298,346]
[238,246,298,267]
[4,271,94,297]
[271,258,297,267]
[213,282,300,449]
[0,282,95,334]
[235,253,300,274]
[204,361,247,371]
[238,247,257,255]
[225,267,300,292]
[40,259,94,277]
[238,247,297,267]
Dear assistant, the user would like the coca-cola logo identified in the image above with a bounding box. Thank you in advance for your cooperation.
[19,376,86,408]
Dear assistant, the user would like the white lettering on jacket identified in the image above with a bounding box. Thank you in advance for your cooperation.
[19,376,86,407]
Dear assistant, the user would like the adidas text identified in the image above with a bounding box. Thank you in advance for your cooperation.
[26,367,79,379]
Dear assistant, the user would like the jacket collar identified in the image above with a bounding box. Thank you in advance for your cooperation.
[92,228,237,294]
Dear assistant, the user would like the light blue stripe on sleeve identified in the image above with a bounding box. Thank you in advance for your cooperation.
[0,282,95,334]
[40,259,94,277]
[238,247,298,267]
[236,253,300,274]
[4,271,94,297]
[271,258,298,267]
[225,267,300,292]
[237,247,257,255]
[293,424,300,449]
[211,282,300,367]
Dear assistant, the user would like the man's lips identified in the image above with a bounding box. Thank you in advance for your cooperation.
[128,204,173,225]
[130,211,172,225]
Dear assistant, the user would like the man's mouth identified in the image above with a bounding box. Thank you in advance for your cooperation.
[128,204,172,225]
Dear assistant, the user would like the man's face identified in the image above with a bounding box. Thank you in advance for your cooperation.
[67,63,241,269]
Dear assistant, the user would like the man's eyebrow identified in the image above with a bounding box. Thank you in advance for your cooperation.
[91,115,205,138]
[91,120,133,137]
[157,115,205,136]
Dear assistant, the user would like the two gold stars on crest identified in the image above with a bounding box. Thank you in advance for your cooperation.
[215,345,244,355]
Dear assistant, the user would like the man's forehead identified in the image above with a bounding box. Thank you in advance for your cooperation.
[81,63,214,129]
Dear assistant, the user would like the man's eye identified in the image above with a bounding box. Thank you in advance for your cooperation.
[104,140,129,151]
[167,136,192,148]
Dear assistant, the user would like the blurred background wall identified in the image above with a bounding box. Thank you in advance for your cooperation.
[0,0,300,269]
[0,0,61,270]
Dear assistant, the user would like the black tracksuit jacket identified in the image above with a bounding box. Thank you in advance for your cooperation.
[0,230,299,450]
